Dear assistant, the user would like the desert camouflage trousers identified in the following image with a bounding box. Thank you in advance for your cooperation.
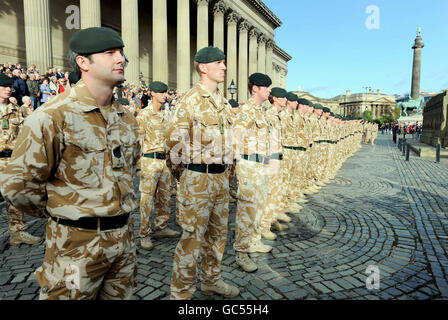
[0,158,26,233]
[234,159,269,252]
[35,217,137,300]
[315,143,329,182]
[291,149,307,199]
[139,157,172,238]
[304,146,317,188]
[170,169,230,300]
[260,159,284,231]
[280,148,295,206]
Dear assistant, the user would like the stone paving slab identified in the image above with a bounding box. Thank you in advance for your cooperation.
[1,134,448,300]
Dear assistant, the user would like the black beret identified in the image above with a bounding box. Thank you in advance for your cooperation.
[297,98,311,106]
[117,98,129,105]
[68,72,80,85]
[248,73,272,87]
[286,92,299,102]
[270,87,287,98]
[194,47,226,63]
[149,81,168,93]
[0,73,14,87]
[228,99,239,108]
[70,27,125,55]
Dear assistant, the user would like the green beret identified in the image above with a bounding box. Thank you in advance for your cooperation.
[270,87,287,98]
[117,98,129,105]
[286,92,299,102]
[322,107,331,113]
[0,73,14,87]
[194,47,226,63]
[70,27,125,55]
[297,98,311,106]
[68,72,80,85]
[149,81,168,93]
[248,73,272,87]
[314,103,324,110]
[228,99,239,108]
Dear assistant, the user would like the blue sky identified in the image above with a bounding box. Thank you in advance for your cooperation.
[263,0,448,98]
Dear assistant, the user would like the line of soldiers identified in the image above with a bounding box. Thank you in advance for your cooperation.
[362,121,379,145]
[0,27,368,300]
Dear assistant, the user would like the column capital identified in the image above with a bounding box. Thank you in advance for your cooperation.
[249,27,260,39]
[195,0,210,7]
[213,0,227,16]
[238,20,250,32]
[257,34,267,44]
[266,39,275,49]
[226,11,239,25]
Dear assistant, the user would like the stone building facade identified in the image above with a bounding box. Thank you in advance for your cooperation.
[420,90,448,147]
[0,0,291,99]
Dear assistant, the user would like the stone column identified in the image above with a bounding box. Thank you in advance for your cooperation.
[257,35,266,73]
[177,0,191,93]
[153,0,168,83]
[411,27,424,100]
[248,28,259,76]
[226,11,238,99]
[80,0,101,29]
[213,1,226,50]
[121,0,139,85]
[23,0,52,72]
[238,21,250,102]
[196,0,209,50]
[213,1,226,92]
[265,39,274,81]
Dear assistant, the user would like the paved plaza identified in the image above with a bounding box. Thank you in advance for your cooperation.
[0,134,447,300]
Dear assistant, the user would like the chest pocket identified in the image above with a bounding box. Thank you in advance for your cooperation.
[62,132,107,188]
[198,114,221,145]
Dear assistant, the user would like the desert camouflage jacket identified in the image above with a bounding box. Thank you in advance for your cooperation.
[0,80,141,220]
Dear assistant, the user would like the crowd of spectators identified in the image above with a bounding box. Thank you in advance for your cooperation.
[1,62,179,119]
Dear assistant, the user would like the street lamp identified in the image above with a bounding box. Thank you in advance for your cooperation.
[228,80,237,100]
[363,86,372,94]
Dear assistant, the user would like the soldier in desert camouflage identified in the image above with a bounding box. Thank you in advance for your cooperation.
[233,73,272,273]
[166,47,239,300]
[1,27,141,300]
[136,81,180,251]
[0,73,42,246]
[259,87,288,240]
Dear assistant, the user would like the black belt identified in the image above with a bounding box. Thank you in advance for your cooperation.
[187,163,227,174]
[0,150,13,158]
[269,153,283,161]
[242,154,269,165]
[50,213,130,231]
[144,152,166,160]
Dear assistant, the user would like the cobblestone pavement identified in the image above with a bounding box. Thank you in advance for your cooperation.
[1,134,447,300]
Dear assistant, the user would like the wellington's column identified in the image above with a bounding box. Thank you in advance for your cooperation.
[238,21,250,102]
[213,1,226,92]
[410,26,424,100]
[257,35,266,73]
[80,0,101,28]
[265,40,274,81]
[153,0,168,83]
[177,0,191,93]
[121,0,139,85]
[248,28,259,75]
[226,11,239,99]
[23,0,52,72]
[196,0,210,50]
